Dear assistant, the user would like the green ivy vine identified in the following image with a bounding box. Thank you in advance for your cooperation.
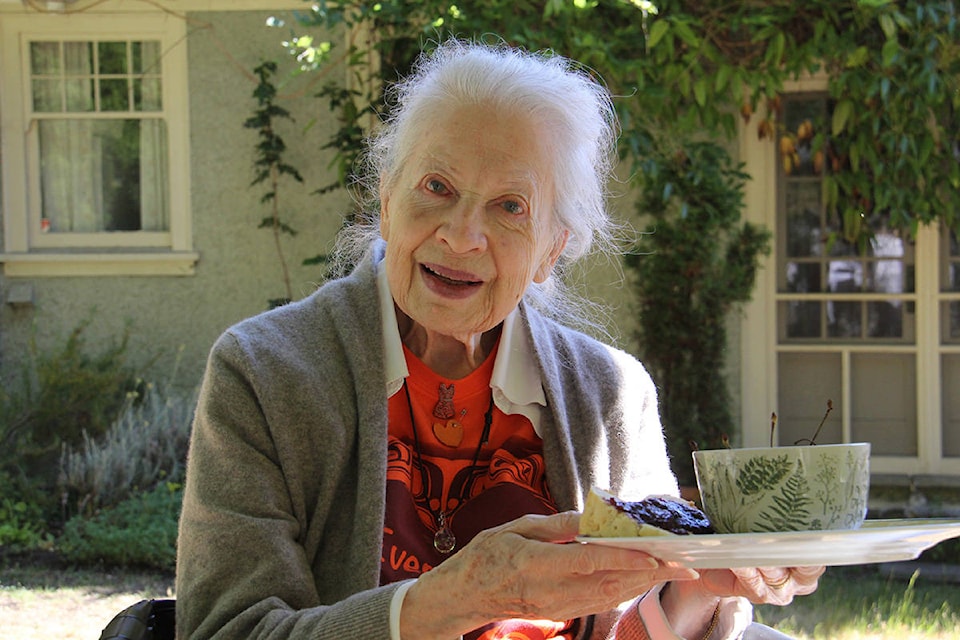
[274,0,959,241]
[244,60,304,308]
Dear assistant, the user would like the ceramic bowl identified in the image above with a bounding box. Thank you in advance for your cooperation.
[693,443,870,534]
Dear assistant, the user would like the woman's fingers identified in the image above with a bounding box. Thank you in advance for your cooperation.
[489,510,582,543]
[410,511,700,631]
[487,512,701,581]
[726,566,826,605]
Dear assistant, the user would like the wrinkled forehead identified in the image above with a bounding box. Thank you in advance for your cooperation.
[385,99,561,188]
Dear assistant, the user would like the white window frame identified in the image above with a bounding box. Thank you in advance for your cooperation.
[738,75,960,477]
[0,12,196,276]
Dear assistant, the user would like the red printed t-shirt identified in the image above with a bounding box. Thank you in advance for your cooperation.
[382,343,581,640]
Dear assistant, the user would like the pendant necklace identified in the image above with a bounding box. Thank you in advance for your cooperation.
[403,381,494,554]
[432,382,465,447]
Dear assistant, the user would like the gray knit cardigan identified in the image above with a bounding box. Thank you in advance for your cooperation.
[175,242,678,639]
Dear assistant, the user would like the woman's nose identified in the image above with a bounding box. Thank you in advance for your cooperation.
[436,200,487,253]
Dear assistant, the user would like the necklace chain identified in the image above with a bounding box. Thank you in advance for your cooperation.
[402,381,494,554]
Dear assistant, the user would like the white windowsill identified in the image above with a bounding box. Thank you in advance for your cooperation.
[0,251,199,277]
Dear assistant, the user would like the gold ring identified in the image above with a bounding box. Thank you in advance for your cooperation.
[765,574,791,589]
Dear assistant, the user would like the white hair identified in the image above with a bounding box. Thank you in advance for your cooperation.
[337,39,622,330]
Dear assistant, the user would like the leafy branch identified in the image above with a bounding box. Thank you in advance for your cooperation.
[244,60,304,308]
[284,1,957,244]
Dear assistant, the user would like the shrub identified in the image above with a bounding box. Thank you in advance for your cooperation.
[0,491,47,552]
[0,319,143,498]
[59,383,196,517]
[57,482,182,571]
[30,320,141,450]
[627,138,771,485]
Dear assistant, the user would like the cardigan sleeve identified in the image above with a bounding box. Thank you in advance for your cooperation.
[524,307,679,511]
[175,326,396,640]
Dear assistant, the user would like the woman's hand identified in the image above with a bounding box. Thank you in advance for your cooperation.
[694,565,825,606]
[663,567,826,619]
[400,511,699,639]
[714,565,824,605]
[658,565,824,637]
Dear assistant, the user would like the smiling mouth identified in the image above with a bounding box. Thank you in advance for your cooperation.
[421,264,482,287]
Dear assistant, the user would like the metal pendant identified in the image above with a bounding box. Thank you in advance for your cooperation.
[434,512,456,554]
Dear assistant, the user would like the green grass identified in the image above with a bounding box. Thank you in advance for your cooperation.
[2,553,960,639]
[755,565,960,639]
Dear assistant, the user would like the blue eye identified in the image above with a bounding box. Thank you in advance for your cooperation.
[426,179,448,194]
[502,200,524,215]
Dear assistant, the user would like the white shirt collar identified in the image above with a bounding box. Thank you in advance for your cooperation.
[379,263,408,397]
[378,261,546,434]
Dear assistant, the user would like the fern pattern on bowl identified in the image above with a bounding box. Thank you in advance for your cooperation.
[694,443,870,534]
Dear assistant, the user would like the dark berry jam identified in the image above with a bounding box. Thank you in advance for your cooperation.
[608,496,714,535]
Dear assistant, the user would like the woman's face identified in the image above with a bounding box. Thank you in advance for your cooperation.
[380,103,568,340]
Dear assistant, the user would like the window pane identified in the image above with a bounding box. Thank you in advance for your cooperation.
[777,352,842,445]
[784,181,821,257]
[100,78,129,111]
[827,301,862,338]
[943,227,960,343]
[946,227,960,291]
[851,353,916,455]
[867,301,903,338]
[97,41,128,74]
[64,78,94,112]
[868,249,906,296]
[38,118,169,233]
[782,300,822,339]
[32,79,62,112]
[134,78,162,111]
[827,259,863,293]
[785,262,822,293]
[944,355,960,457]
[945,301,960,342]
[867,259,906,294]
[132,41,161,73]
[131,41,144,72]
[30,41,60,74]
[63,42,93,74]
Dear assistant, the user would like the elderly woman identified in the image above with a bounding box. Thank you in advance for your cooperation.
[175,40,822,640]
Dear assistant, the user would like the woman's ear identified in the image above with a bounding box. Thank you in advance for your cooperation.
[534,229,569,284]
